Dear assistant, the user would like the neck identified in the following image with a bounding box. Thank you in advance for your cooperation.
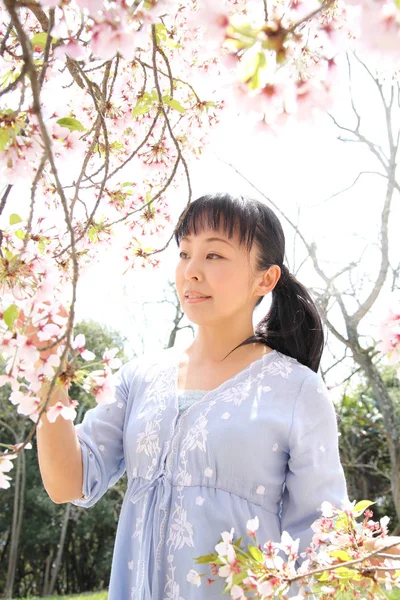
[185,319,258,364]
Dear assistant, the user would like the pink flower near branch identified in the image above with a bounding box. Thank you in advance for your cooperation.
[91,21,137,61]
[378,306,400,363]
[230,584,246,599]
[47,400,77,423]
[102,348,122,370]
[246,516,259,537]
[0,453,17,490]
[71,333,96,361]
[83,369,115,404]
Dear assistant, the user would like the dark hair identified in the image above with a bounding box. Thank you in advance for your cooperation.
[174,193,325,373]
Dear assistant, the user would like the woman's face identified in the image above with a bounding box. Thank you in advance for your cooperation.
[175,225,278,327]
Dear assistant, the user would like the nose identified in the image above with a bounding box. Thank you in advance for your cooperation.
[184,258,202,282]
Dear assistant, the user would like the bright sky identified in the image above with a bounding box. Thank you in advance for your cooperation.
[73,55,400,401]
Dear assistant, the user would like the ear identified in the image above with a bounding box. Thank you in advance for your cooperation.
[254,265,281,299]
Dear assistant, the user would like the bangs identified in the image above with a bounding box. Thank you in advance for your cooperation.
[174,193,260,252]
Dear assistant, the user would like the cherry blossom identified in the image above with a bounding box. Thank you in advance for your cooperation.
[46,400,78,423]
[71,334,96,361]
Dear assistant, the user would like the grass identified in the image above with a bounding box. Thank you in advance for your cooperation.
[12,587,400,599]
[15,593,108,600]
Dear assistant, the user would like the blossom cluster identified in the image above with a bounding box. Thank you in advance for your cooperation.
[378,306,400,377]
[188,500,400,598]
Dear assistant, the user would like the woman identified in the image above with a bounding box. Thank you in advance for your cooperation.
[37,193,395,599]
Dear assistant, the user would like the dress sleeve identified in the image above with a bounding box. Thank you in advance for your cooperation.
[70,359,138,508]
[279,371,350,558]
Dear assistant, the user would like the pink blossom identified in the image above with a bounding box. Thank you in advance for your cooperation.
[37,322,61,342]
[0,453,17,490]
[230,584,246,599]
[35,353,61,379]
[54,40,89,61]
[257,579,275,597]
[378,306,400,363]
[15,335,40,365]
[16,394,41,417]
[187,0,230,48]
[74,0,104,15]
[102,348,122,370]
[91,22,137,61]
[215,527,235,558]
[246,516,259,537]
[186,569,202,587]
[0,373,20,391]
[47,401,77,423]
[275,530,300,557]
[83,369,115,404]
[72,333,96,361]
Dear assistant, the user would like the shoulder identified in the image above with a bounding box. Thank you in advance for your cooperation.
[264,349,321,390]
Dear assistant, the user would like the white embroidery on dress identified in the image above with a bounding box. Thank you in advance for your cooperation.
[204,467,213,477]
[136,419,159,458]
[184,414,208,452]
[272,443,279,452]
[256,485,265,495]
[264,355,294,378]
[168,504,194,550]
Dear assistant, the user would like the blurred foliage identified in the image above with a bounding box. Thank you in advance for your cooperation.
[337,363,400,533]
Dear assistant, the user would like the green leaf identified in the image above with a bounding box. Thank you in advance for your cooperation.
[132,101,152,118]
[194,553,217,564]
[9,213,23,225]
[334,566,358,579]
[233,536,242,548]
[122,182,134,187]
[88,227,98,243]
[248,544,263,562]
[353,500,376,515]
[330,549,352,562]
[31,32,52,51]
[14,229,25,239]
[56,117,85,132]
[163,96,185,113]
[0,129,10,152]
[155,23,168,44]
[3,304,19,329]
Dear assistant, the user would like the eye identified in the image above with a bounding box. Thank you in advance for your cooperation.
[178,251,222,260]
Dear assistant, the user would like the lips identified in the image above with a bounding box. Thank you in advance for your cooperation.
[184,291,211,299]
[185,294,211,299]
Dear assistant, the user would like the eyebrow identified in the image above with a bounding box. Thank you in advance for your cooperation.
[181,236,234,248]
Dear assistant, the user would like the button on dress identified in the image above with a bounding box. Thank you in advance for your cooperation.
[71,347,349,599]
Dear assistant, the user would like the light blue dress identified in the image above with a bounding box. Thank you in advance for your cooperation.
[70,347,349,599]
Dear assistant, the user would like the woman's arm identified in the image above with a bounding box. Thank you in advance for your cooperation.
[37,383,84,504]
[280,372,350,557]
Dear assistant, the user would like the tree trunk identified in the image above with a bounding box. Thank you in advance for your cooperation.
[48,503,71,596]
[353,346,400,523]
[4,438,26,599]
[41,553,53,597]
